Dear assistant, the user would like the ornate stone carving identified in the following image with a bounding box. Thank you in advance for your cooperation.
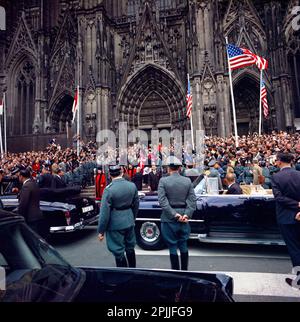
[203,105,218,136]
[33,123,40,134]
[49,13,77,100]
[6,13,38,69]
[84,113,97,141]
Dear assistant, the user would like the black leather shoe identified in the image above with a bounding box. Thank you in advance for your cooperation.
[285,278,294,287]
[285,277,300,289]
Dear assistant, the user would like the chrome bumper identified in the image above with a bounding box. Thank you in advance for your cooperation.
[50,215,99,234]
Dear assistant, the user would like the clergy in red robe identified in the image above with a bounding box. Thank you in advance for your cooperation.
[95,166,107,201]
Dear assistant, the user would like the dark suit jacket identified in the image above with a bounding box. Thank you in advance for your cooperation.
[38,173,53,188]
[226,183,243,195]
[51,175,67,189]
[149,172,160,191]
[18,180,43,223]
[132,172,143,191]
[271,167,300,225]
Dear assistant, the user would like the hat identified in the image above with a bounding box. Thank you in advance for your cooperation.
[165,156,182,167]
[208,159,217,167]
[109,164,121,176]
[19,168,31,178]
[11,166,22,175]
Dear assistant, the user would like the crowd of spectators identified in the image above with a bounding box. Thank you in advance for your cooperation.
[0,131,299,194]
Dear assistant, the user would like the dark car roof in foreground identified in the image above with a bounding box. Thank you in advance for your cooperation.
[0,209,24,224]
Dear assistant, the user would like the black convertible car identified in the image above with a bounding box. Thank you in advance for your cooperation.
[0,186,98,234]
[0,211,234,302]
[136,193,284,250]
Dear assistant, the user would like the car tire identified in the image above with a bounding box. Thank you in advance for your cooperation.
[135,221,166,250]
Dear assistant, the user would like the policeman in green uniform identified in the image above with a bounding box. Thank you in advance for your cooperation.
[158,156,197,271]
[97,164,139,268]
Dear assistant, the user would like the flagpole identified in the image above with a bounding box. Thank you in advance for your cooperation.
[77,84,80,157]
[4,92,7,154]
[188,74,195,151]
[190,110,195,151]
[258,69,263,136]
[225,37,239,148]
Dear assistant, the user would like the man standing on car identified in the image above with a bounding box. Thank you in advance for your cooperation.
[18,168,47,238]
[158,156,196,271]
[271,153,300,288]
[97,164,139,268]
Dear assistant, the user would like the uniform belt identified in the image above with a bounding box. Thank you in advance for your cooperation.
[171,204,186,208]
[113,206,132,211]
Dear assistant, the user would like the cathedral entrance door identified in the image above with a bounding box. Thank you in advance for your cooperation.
[234,76,260,134]
[49,94,73,146]
[138,92,171,130]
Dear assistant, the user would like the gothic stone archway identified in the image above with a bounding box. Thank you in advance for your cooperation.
[234,75,261,135]
[118,64,186,133]
[49,94,73,135]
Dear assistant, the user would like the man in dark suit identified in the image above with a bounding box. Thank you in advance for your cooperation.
[271,153,300,288]
[148,165,160,192]
[51,164,67,189]
[37,166,53,188]
[226,173,243,195]
[18,169,46,238]
[132,167,143,191]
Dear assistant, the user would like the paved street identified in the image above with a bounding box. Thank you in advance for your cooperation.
[50,226,300,302]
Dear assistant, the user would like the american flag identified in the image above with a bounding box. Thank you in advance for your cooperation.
[261,80,269,118]
[186,75,192,118]
[227,44,268,71]
[72,87,79,123]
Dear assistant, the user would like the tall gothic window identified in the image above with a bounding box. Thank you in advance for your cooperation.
[127,0,137,16]
[156,0,173,9]
[14,60,35,135]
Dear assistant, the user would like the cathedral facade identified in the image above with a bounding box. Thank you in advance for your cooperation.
[0,0,299,151]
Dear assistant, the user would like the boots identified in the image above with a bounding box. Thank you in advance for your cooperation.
[126,250,136,268]
[180,252,189,271]
[170,254,180,270]
[115,256,128,268]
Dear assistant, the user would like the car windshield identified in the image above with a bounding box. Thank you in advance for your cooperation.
[0,221,84,302]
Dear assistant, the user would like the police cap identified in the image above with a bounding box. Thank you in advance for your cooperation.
[109,164,121,176]
[11,165,25,175]
[165,156,182,167]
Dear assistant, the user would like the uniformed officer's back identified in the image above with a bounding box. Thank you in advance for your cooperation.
[159,174,195,221]
[157,156,196,271]
[103,178,138,231]
[98,164,139,268]
[107,178,137,208]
